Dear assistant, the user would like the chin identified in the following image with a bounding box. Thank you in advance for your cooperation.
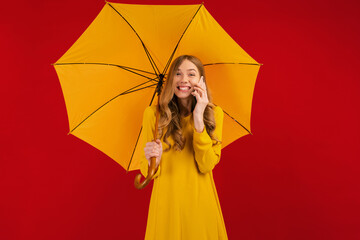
[175,92,190,99]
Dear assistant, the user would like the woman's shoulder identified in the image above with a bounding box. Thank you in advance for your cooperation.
[143,105,157,119]
[213,105,224,118]
[144,105,222,119]
[145,105,157,113]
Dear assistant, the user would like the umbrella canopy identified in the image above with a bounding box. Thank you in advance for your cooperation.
[53,2,261,172]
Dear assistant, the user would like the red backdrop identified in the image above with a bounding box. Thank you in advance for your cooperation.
[1,0,359,239]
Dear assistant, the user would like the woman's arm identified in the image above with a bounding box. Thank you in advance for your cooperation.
[139,106,161,179]
[192,106,224,174]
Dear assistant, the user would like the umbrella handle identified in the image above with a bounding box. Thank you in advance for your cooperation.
[134,93,162,190]
[134,156,158,189]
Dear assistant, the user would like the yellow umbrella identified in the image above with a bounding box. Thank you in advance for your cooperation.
[53,2,261,187]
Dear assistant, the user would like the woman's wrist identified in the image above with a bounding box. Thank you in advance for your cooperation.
[195,126,204,133]
[193,114,205,133]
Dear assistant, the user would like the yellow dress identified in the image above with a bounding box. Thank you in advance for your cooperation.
[140,105,228,240]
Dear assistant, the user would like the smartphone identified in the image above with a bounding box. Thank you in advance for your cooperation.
[192,76,202,110]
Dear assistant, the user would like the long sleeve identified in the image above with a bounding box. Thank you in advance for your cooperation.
[140,106,161,179]
[192,106,224,174]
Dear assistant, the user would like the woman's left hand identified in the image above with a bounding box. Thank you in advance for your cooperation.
[191,76,209,117]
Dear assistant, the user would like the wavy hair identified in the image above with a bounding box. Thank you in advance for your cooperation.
[157,55,221,152]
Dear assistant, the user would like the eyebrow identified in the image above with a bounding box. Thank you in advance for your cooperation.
[177,68,197,72]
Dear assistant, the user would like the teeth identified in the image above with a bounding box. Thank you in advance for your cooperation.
[178,86,190,90]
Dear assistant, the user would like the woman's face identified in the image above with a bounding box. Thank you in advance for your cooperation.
[172,59,201,100]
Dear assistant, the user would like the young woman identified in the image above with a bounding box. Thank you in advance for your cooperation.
[140,55,228,239]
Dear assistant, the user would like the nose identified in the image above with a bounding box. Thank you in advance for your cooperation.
[180,76,190,84]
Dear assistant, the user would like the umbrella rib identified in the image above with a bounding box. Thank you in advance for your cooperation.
[148,85,158,107]
[106,2,161,76]
[126,125,144,172]
[217,105,252,135]
[204,62,262,66]
[162,3,204,75]
[54,62,157,81]
[126,88,158,171]
[69,82,157,134]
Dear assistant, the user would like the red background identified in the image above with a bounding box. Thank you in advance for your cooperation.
[1,0,359,239]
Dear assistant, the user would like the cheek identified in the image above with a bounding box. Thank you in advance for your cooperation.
[190,78,199,85]
[172,76,179,85]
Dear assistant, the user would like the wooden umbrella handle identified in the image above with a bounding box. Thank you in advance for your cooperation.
[134,156,158,189]
[134,101,161,190]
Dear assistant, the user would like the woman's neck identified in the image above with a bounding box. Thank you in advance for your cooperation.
[177,97,193,117]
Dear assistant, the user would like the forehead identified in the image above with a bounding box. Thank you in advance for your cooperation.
[177,59,198,72]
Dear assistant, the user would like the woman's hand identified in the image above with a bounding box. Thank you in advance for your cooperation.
[144,139,162,168]
[191,76,209,132]
[191,76,209,117]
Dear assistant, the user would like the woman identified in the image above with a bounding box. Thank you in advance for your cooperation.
[140,55,228,239]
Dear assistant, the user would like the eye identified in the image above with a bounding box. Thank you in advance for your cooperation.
[176,72,181,76]
[189,73,195,77]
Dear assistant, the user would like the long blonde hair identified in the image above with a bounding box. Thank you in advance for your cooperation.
[157,55,221,152]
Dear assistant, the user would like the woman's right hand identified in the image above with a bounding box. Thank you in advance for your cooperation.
[144,139,162,168]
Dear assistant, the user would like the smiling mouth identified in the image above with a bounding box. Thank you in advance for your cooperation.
[177,86,191,91]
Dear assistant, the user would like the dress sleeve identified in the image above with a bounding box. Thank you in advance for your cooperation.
[139,106,160,179]
[192,106,224,174]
